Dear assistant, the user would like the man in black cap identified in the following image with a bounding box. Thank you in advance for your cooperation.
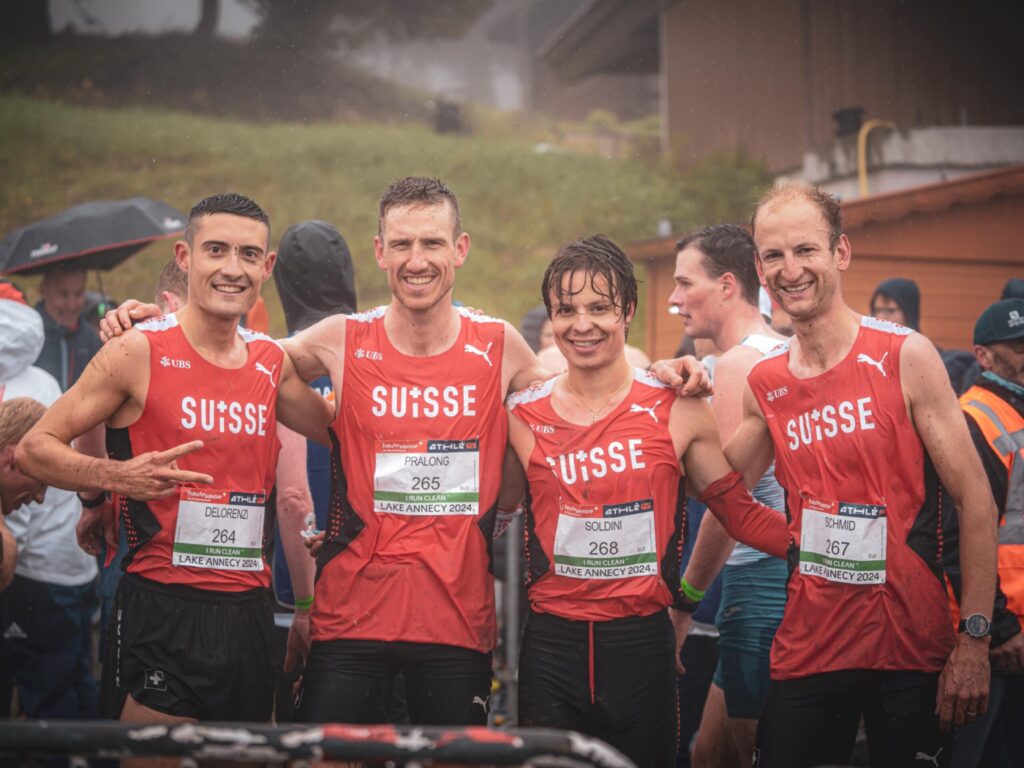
[947,297,1024,767]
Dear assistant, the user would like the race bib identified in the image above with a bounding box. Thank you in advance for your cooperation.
[172,488,265,571]
[373,438,480,516]
[553,498,657,580]
[799,494,886,585]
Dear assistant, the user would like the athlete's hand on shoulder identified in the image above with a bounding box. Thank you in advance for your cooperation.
[75,498,116,557]
[285,610,311,674]
[649,356,712,398]
[669,608,690,675]
[936,633,990,731]
[990,631,1024,674]
[111,440,213,500]
[99,299,162,342]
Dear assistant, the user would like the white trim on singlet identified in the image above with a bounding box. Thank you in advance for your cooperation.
[238,325,281,348]
[742,333,784,356]
[350,306,387,324]
[135,313,179,333]
[633,367,672,390]
[457,306,503,325]
[750,338,791,373]
[861,314,913,336]
[507,376,556,407]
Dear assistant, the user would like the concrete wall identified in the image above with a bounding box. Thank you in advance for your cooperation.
[661,0,1024,172]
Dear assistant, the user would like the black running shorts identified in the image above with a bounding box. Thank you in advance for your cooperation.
[519,609,679,768]
[102,573,276,721]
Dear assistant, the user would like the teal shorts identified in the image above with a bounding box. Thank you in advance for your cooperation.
[712,556,788,719]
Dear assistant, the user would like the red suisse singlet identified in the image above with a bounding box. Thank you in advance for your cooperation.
[109,313,282,592]
[510,370,685,621]
[748,317,954,679]
[312,307,507,652]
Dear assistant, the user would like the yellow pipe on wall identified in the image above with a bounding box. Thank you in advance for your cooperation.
[857,119,896,197]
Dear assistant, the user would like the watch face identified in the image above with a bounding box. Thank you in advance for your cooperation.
[966,614,991,637]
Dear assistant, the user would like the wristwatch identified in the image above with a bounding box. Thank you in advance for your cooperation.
[957,613,992,639]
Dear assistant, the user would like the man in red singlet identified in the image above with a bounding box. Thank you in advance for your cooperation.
[17,193,331,734]
[94,179,710,727]
[278,177,548,725]
[284,180,708,726]
[701,182,998,767]
[504,235,788,766]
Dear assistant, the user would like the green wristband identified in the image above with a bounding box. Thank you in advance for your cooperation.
[679,577,705,603]
[295,595,314,611]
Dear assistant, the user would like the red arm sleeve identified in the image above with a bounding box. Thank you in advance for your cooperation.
[699,471,793,560]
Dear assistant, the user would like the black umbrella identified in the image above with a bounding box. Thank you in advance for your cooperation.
[0,197,186,276]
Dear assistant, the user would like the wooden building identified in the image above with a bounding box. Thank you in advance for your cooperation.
[630,166,1024,359]
[541,0,1023,173]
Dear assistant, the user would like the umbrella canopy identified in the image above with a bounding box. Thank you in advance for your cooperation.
[1,197,186,276]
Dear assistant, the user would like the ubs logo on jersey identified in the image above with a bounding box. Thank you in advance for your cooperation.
[530,423,555,434]
[354,348,383,362]
[180,396,269,436]
[160,356,191,369]
[545,439,646,485]
[371,385,477,419]
[765,386,788,402]
[785,396,876,451]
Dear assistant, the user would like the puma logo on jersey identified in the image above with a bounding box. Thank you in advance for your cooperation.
[785,397,876,451]
[629,401,661,423]
[255,361,277,387]
[472,695,489,714]
[915,748,941,767]
[464,341,493,367]
[856,352,888,377]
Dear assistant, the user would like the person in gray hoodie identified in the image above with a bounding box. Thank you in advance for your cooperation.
[0,298,99,718]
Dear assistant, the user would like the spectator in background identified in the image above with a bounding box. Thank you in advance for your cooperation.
[955,277,1024,395]
[0,397,48,590]
[520,305,554,354]
[0,298,98,719]
[1001,278,1024,301]
[869,277,920,330]
[272,220,357,720]
[34,265,101,392]
[154,257,188,313]
[945,297,1024,768]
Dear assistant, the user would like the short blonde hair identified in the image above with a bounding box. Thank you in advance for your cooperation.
[751,180,843,251]
[0,398,46,449]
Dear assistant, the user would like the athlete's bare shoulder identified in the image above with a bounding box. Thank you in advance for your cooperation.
[502,321,548,396]
[282,314,348,383]
[715,344,764,379]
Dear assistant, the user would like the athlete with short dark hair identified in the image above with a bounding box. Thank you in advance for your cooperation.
[669,223,787,766]
[17,193,332,734]
[506,234,785,767]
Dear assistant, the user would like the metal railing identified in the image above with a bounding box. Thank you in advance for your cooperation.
[0,721,635,768]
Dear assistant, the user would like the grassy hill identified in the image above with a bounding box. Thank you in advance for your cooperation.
[0,95,768,341]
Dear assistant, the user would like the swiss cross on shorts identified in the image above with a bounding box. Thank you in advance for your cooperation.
[144,668,167,691]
